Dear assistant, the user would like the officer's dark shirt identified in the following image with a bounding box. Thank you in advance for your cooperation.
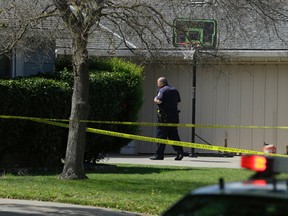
[156,85,181,123]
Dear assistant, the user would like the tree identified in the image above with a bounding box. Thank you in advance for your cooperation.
[52,1,95,180]
[0,0,173,180]
[1,0,288,180]
[53,1,174,180]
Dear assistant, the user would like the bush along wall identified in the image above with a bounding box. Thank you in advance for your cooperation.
[54,57,143,163]
[0,78,71,168]
[87,58,143,162]
[0,57,143,168]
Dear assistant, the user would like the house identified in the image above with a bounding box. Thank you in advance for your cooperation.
[3,1,288,155]
[88,2,288,155]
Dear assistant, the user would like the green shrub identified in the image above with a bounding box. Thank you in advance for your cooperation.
[54,57,143,161]
[0,57,143,168]
[0,78,71,168]
[87,59,143,159]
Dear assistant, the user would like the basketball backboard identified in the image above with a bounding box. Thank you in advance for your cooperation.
[173,18,217,49]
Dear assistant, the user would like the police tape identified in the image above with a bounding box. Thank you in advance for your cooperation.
[1,114,288,129]
[1,115,287,158]
[38,118,288,158]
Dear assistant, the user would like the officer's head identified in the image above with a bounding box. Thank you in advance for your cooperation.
[157,77,168,88]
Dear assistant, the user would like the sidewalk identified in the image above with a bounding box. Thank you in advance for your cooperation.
[0,155,241,216]
[0,198,146,216]
[104,154,241,169]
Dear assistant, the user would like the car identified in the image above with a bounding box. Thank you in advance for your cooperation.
[162,155,288,216]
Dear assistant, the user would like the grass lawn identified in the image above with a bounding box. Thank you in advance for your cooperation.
[0,164,253,215]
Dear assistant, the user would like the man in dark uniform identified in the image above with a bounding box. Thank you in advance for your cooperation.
[149,77,184,161]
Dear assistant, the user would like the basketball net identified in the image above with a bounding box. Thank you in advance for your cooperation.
[178,42,200,60]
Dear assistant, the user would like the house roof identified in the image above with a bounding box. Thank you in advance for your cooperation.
[2,0,282,59]
[57,2,288,59]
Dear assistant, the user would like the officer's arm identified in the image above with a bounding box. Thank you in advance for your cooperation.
[154,96,162,104]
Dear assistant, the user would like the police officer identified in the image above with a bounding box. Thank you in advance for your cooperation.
[149,77,184,160]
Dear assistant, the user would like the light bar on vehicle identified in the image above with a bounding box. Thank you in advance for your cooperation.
[241,155,267,172]
[241,155,288,175]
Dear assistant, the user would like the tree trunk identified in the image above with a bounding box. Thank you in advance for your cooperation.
[59,33,90,180]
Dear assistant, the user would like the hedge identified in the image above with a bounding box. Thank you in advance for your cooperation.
[0,78,71,168]
[0,57,143,168]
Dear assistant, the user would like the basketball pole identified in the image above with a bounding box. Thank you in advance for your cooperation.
[173,18,217,157]
[189,49,198,157]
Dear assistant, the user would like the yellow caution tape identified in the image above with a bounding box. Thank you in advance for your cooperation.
[1,115,288,129]
[1,115,288,158]
[44,119,288,158]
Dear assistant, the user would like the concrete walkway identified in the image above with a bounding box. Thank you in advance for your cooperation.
[104,154,241,169]
[0,155,241,216]
[0,198,146,216]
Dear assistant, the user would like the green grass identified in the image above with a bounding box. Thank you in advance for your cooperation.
[0,164,253,215]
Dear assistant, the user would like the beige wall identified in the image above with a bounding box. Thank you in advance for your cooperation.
[197,63,288,154]
[134,60,288,155]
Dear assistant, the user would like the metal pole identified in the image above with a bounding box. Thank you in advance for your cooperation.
[190,51,197,157]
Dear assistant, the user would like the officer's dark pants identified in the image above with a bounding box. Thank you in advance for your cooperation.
[155,126,183,157]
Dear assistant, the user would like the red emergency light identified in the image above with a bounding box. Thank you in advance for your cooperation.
[241,155,288,179]
[241,155,267,172]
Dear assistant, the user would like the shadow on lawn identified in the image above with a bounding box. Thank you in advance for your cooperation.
[2,163,206,176]
[85,163,205,175]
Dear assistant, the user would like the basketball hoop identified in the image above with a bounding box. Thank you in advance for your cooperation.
[183,49,196,60]
[178,42,199,60]
[172,18,217,49]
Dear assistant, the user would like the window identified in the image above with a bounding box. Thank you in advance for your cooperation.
[0,55,11,78]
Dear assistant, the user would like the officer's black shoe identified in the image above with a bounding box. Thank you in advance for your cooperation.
[149,155,164,160]
[175,153,184,161]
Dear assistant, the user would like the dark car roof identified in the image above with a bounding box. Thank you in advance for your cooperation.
[163,155,288,216]
[192,179,288,199]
